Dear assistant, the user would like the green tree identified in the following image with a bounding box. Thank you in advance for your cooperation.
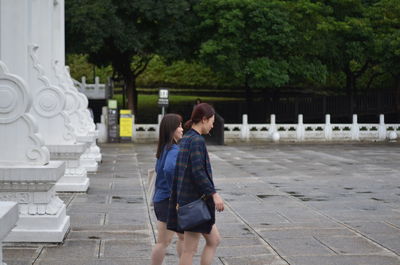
[316,0,377,97]
[136,55,238,87]
[367,0,400,111]
[194,0,329,106]
[66,54,112,83]
[66,0,198,114]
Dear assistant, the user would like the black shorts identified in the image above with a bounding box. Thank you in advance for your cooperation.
[154,198,169,222]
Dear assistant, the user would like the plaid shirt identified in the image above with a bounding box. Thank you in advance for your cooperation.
[167,129,216,232]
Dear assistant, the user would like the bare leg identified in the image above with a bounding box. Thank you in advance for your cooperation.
[178,231,201,265]
[200,225,221,265]
[176,232,184,257]
[151,221,175,265]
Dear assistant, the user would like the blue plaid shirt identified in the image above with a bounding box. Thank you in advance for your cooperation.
[167,129,216,232]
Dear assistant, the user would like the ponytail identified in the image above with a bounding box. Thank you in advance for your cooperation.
[184,119,193,129]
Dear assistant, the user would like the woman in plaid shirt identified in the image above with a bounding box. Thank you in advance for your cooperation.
[167,103,224,265]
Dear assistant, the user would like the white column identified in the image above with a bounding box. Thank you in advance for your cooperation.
[28,0,89,191]
[51,0,99,173]
[0,202,18,265]
[0,62,68,243]
[0,0,69,242]
[351,114,360,140]
[325,114,332,140]
[241,114,249,141]
[378,114,386,140]
[296,114,305,141]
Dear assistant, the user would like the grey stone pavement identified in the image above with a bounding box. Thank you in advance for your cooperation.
[3,142,400,265]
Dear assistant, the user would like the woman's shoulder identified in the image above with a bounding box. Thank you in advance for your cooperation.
[168,144,179,155]
[190,133,205,145]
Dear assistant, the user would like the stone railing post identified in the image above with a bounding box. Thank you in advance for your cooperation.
[270,114,280,142]
[297,114,305,141]
[155,114,163,141]
[0,202,18,265]
[378,114,386,140]
[325,114,332,140]
[241,114,250,141]
[351,114,360,140]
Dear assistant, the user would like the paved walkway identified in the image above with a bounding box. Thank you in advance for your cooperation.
[3,143,400,265]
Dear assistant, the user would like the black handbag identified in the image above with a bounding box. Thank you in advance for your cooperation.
[177,196,211,230]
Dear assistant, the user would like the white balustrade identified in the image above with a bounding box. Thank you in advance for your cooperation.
[128,113,399,143]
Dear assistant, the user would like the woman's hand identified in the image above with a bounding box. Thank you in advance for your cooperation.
[212,193,224,212]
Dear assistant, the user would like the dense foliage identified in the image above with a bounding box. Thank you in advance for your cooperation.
[66,0,400,111]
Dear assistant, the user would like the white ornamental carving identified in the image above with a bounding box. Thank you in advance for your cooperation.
[0,61,49,165]
[0,192,31,203]
[53,60,87,135]
[29,45,76,143]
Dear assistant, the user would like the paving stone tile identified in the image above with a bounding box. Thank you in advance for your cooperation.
[3,247,37,261]
[266,237,335,256]
[285,255,400,265]
[68,212,105,226]
[218,245,272,257]
[221,254,288,265]
[102,240,151,258]
[258,227,356,239]
[38,240,98,260]
[316,235,387,255]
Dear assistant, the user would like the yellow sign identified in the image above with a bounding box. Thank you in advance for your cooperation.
[119,109,132,138]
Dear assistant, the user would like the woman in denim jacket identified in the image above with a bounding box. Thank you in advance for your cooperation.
[150,114,184,265]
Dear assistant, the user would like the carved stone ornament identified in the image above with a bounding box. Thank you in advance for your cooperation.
[29,45,76,143]
[0,61,49,165]
[53,60,87,135]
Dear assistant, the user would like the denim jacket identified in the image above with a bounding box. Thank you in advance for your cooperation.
[153,144,179,203]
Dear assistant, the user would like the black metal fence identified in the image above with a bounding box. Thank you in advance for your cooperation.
[210,93,398,124]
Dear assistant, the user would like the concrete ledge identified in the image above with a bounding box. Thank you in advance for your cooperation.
[0,161,65,183]
[55,177,89,192]
[0,202,18,264]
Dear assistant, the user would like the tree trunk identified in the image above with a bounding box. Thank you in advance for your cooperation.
[244,75,252,115]
[394,74,400,115]
[345,72,356,97]
[124,73,137,115]
[345,69,356,119]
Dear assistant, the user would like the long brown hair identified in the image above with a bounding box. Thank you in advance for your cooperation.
[185,103,215,129]
[156,113,182,158]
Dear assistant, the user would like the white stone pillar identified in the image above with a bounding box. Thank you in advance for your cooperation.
[296,114,305,141]
[325,114,332,140]
[378,114,386,140]
[0,60,69,242]
[241,114,249,141]
[351,114,360,141]
[0,202,18,265]
[51,0,99,173]
[25,0,89,192]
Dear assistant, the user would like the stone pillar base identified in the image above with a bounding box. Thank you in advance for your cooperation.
[55,174,90,192]
[0,162,69,243]
[5,203,70,243]
[48,144,89,192]
[90,141,102,162]
[77,135,99,172]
